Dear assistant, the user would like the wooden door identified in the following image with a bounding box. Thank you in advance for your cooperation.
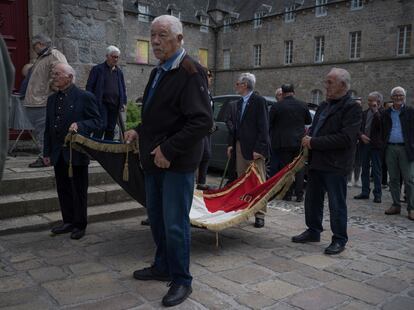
[0,0,29,90]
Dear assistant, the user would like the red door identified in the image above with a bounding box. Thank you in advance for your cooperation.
[0,0,29,91]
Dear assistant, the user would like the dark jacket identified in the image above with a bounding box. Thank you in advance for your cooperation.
[86,62,127,108]
[382,105,414,161]
[43,85,101,166]
[227,92,270,160]
[309,92,362,174]
[135,54,213,173]
[269,95,312,149]
[359,108,383,149]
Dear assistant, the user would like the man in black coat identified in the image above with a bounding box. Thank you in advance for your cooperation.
[292,68,362,255]
[227,72,270,228]
[354,91,384,203]
[43,63,101,240]
[124,15,213,307]
[269,84,312,202]
[381,86,414,221]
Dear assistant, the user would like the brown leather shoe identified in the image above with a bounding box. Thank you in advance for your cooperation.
[384,205,401,215]
[408,211,414,221]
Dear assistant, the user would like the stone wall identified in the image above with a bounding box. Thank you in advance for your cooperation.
[214,0,414,103]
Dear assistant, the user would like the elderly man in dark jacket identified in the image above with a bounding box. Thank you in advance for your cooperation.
[86,45,127,140]
[354,91,384,203]
[43,63,101,240]
[292,68,362,255]
[124,15,213,307]
[382,86,414,221]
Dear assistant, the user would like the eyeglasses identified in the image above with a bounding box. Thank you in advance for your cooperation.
[236,82,245,86]
[392,94,405,98]
[110,55,119,59]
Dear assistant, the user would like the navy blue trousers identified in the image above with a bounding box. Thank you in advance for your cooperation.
[305,169,348,246]
[145,170,194,286]
[359,144,382,199]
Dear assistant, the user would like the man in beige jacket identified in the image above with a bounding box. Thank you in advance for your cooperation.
[24,33,67,168]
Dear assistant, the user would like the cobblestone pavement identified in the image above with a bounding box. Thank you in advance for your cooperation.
[0,181,413,309]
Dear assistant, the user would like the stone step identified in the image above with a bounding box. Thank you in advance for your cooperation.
[0,201,145,235]
[0,183,134,219]
[0,163,115,195]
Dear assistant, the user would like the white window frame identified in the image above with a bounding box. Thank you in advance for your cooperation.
[169,9,181,20]
[284,6,295,23]
[253,44,262,67]
[397,25,412,56]
[311,89,323,105]
[314,36,325,63]
[284,40,293,65]
[138,4,150,23]
[254,11,265,28]
[223,18,231,33]
[349,31,361,60]
[351,0,363,10]
[315,0,327,17]
[200,15,209,33]
[223,49,230,69]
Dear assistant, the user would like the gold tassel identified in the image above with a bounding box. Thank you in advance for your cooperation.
[68,134,73,178]
[123,145,129,181]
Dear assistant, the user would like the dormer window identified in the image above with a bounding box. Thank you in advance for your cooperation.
[167,4,181,20]
[200,15,209,33]
[137,4,150,23]
[254,11,265,28]
[284,6,295,23]
[223,18,231,33]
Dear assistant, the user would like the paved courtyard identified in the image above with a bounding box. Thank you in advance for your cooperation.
[0,180,413,309]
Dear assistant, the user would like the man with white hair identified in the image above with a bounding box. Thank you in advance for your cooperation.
[25,33,67,168]
[124,15,212,307]
[382,86,414,220]
[227,72,270,228]
[86,45,127,140]
[354,91,384,203]
[43,63,101,239]
[292,68,362,255]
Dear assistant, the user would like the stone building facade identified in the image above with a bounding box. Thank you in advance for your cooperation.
[23,0,413,104]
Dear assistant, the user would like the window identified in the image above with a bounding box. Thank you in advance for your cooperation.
[311,89,323,105]
[253,44,262,67]
[350,31,361,59]
[169,9,181,19]
[200,16,209,33]
[397,25,411,56]
[315,0,327,17]
[314,36,325,63]
[136,40,149,64]
[138,4,150,22]
[223,49,230,69]
[284,6,295,23]
[223,18,231,33]
[284,40,293,64]
[351,0,363,10]
[198,49,208,67]
[254,11,265,28]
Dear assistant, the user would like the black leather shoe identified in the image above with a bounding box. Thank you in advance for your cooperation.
[141,218,150,226]
[133,266,170,281]
[295,196,304,203]
[51,223,74,235]
[196,184,211,191]
[70,228,85,240]
[283,195,292,201]
[292,230,320,243]
[354,194,369,199]
[373,197,381,203]
[324,242,345,255]
[162,283,192,307]
[254,217,264,228]
[28,157,48,168]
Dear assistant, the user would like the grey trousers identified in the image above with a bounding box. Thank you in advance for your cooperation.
[385,145,414,211]
[25,106,46,157]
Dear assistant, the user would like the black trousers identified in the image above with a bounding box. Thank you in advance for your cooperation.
[54,155,89,229]
[278,147,305,198]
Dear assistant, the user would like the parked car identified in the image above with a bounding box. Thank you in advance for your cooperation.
[209,94,276,170]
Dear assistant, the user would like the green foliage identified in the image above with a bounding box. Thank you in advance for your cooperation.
[126,101,141,130]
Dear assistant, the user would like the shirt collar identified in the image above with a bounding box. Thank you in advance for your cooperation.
[242,91,253,103]
[391,104,404,112]
[159,48,186,72]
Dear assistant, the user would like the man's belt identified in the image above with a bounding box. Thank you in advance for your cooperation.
[387,142,405,146]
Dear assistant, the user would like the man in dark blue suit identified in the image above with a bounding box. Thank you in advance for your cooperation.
[86,45,127,140]
[43,63,101,240]
[227,72,270,228]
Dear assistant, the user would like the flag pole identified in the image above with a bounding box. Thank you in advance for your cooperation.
[219,157,231,188]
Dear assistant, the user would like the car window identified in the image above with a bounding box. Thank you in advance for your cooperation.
[212,97,228,121]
